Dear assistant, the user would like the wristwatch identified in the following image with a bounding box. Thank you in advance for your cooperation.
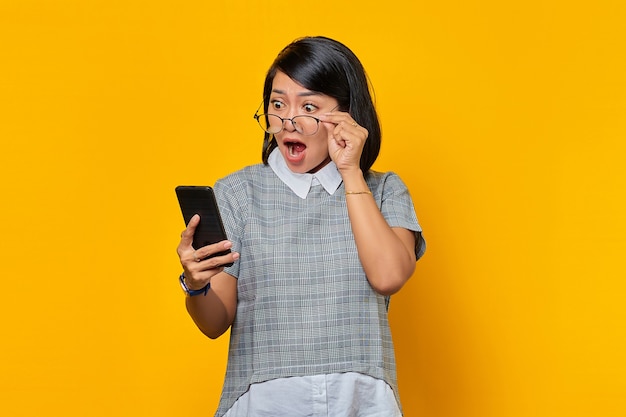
[179,273,210,296]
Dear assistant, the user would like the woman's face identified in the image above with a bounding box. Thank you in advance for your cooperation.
[269,71,338,174]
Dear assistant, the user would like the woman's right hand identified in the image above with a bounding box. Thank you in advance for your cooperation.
[176,214,239,291]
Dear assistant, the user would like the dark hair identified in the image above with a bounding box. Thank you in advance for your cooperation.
[261,36,381,174]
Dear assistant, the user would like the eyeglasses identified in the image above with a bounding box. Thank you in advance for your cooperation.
[253,104,339,136]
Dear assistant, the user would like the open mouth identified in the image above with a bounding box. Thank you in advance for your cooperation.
[286,141,306,157]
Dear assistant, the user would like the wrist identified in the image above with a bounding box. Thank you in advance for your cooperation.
[341,170,368,192]
[179,273,210,296]
[345,190,372,195]
[338,167,363,181]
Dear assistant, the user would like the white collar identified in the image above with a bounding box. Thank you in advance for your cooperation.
[268,148,343,199]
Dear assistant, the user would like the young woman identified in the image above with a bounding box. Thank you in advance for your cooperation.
[177,36,426,417]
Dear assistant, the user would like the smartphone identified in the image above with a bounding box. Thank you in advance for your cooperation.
[175,185,233,266]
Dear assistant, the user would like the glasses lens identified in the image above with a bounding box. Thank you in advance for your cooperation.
[256,114,320,136]
[292,116,319,136]
[257,114,283,134]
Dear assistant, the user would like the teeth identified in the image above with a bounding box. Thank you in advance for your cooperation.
[288,144,295,156]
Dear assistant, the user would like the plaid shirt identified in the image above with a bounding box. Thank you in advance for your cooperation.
[213,152,425,416]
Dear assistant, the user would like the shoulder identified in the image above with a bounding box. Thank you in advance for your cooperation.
[217,162,267,183]
[366,170,409,193]
[215,163,272,191]
[213,163,283,210]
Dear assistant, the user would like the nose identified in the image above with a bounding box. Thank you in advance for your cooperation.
[282,116,297,132]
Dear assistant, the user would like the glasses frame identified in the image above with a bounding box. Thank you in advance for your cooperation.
[253,102,339,136]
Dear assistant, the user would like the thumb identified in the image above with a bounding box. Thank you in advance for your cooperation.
[180,214,200,247]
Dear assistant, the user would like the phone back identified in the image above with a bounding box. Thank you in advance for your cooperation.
[175,186,231,262]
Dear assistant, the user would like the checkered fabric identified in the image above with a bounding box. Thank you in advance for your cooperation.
[212,163,424,417]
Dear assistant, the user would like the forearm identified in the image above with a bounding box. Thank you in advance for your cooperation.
[185,272,237,339]
[343,170,417,295]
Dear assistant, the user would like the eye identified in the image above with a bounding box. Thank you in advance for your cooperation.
[303,103,318,113]
[270,100,285,111]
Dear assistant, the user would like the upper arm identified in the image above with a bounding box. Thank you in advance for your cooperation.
[209,271,238,327]
[392,227,418,266]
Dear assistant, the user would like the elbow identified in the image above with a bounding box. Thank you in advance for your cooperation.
[205,332,223,340]
[367,263,415,296]
[370,280,404,296]
[191,315,231,340]
[198,325,229,340]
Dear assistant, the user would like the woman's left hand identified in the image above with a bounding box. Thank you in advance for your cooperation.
[321,110,368,173]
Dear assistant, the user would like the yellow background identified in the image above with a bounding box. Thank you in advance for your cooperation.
[1,1,624,416]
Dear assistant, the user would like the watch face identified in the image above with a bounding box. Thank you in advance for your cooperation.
[180,273,191,294]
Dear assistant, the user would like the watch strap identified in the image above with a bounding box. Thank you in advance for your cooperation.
[179,273,210,296]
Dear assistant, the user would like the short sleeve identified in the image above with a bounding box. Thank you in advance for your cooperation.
[371,172,426,261]
[213,175,249,279]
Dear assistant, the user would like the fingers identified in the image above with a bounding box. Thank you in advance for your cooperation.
[321,111,367,170]
[177,213,199,263]
[180,240,235,266]
[320,111,367,143]
[177,214,237,270]
[332,121,366,144]
[178,240,240,291]
[193,240,233,263]
[320,110,361,129]
[179,214,199,246]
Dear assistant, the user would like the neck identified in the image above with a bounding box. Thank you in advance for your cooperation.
[307,156,332,174]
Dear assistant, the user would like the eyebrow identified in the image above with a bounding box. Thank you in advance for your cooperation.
[271,89,321,97]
